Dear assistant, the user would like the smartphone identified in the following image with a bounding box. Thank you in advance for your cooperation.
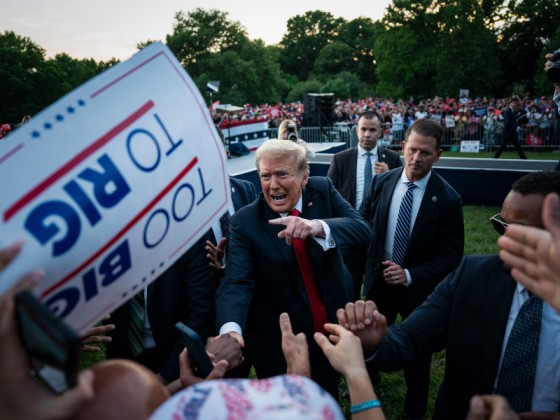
[15,290,81,394]
[175,322,213,377]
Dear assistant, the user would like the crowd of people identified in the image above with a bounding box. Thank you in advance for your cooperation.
[2,52,560,420]
[207,92,560,151]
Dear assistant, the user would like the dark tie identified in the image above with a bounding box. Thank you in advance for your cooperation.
[495,295,543,413]
[289,209,327,334]
[363,152,373,200]
[127,291,145,356]
[219,211,231,239]
[392,182,417,266]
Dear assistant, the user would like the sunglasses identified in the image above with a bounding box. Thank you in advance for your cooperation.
[490,214,509,235]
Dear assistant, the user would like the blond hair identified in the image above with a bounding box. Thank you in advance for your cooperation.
[256,139,309,176]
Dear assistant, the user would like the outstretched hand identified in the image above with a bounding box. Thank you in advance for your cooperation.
[336,300,388,352]
[81,316,114,353]
[279,312,310,377]
[178,348,228,389]
[314,323,366,377]
[269,216,324,245]
[205,238,227,271]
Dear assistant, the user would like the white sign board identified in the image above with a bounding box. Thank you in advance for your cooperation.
[0,43,231,333]
[460,140,480,153]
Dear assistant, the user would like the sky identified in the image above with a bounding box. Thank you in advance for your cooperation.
[2,0,392,62]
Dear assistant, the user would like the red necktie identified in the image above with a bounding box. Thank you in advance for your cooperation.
[289,209,327,334]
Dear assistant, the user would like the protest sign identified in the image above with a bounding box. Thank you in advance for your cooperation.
[0,42,231,334]
[460,140,480,152]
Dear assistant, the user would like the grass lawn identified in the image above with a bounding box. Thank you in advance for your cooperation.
[81,204,503,419]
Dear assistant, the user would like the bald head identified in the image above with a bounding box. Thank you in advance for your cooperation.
[75,360,169,420]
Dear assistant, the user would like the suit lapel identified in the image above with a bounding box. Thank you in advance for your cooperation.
[409,172,442,243]
[231,184,243,212]
[481,265,517,390]
[349,148,358,206]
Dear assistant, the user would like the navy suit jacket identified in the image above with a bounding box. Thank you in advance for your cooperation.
[370,254,517,419]
[328,146,402,208]
[360,168,464,306]
[216,176,370,379]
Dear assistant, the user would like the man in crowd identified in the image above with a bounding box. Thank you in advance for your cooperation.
[494,97,527,159]
[328,111,401,297]
[342,171,560,419]
[215,139,370,397]
[360,118,464,419]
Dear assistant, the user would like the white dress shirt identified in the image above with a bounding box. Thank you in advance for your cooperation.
[355,145,378,210]
[494,284,560,411]
[384,170,431,285]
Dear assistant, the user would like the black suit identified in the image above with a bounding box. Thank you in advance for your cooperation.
[216,176,370,396]
[107,176,257,381]
[494,106,527,159]
[370,254,522,419]
[328,146,402,209]
[360,167,464,417]
[328,146,402,298]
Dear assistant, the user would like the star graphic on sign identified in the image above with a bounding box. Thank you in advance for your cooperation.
[234,137,239,141]
[253,133,258,138]
[244,134,248,140]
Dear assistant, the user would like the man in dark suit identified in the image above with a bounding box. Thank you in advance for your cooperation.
[215,139,371,397]
[341,171,560,419]
[360,118,464,419]
[494,97,527,159]
[328,111,402,297]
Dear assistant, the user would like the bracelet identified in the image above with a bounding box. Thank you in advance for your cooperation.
[350,399,381,414]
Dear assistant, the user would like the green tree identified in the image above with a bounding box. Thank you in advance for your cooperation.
[338,17,378,85]
[496,0,560,95]
[280,10,345,80]
[376,0,502,98]
[533,27,560,96]
[166,8,248,78]
[0,31,47,122]
[433,0,500,97]
[50,53,103,92]
[286,79,324,103]
[375,0,438,98]
[321,71,370,100]
[314,41,355,76]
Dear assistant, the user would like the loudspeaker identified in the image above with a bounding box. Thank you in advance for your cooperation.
[302,93,335,127]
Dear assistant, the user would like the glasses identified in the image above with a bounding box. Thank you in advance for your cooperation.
[490,214,509,235]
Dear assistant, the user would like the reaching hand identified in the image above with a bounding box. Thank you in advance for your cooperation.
[178,348,228,389]
[205,334,243,370]
[314,323,366,377]
[466,395,518,420]
[205,238,227,271]
[336,300,388,352]
[269,216,324,245]
[80,316,114,353]
[279,312,310,377]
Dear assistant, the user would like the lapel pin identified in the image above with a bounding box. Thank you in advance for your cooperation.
[382,153,386,160]
[308,201,313,207]
[432,196,438,202]
[231,186,236,193]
